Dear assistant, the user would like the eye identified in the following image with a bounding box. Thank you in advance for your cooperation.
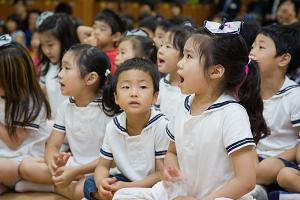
[187,54,192,59]
[121,86,130,89]
[140,85,147,89]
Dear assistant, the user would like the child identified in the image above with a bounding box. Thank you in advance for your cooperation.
[160,20,271,200]
[17,44,112,200]
[0,34,51,194]
[155,25,193,119]
[153,19,172,48]
[83,58,170,200]
[115,29,157,66]
[249,23,300,199]
[38,12,79,119]
[77,9,127,74]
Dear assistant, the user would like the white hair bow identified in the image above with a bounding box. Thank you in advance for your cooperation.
[0,34,12,47]
[204,20,242,35]
[35,11,54,29]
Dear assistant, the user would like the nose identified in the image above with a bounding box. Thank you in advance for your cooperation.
[177,57,184,70]
[58,69,63,80]
[129,87,138,97]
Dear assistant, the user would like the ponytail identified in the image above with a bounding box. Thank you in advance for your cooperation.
[238,60,270,143]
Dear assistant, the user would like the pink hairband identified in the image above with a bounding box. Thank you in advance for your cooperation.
[235,58,251,100]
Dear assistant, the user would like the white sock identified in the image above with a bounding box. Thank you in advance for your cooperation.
[15,180,54,192]
[0,183,9,194]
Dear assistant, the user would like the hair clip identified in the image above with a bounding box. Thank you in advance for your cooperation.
[105,69,111,77]
[204,20,242,35]
[35,11,54,29]
[0,34,12,47]
[124,28,149,37]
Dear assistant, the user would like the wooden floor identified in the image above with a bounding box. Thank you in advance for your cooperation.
[0,192,68,200]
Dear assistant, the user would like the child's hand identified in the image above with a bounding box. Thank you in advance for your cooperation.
[163,164,183,182]
[111,181,128,192]
[83,36,97,46]
[54,152,71,168]
[52,166,77,188]
[98,177,117,199]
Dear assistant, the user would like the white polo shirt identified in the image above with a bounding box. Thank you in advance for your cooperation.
[166,94,255,199]
[257,77,300,158]
[100,109,170,181]
[53,97,112,166]
[40,63,68,119]
[155,75,185,119]
[0,98,52,162]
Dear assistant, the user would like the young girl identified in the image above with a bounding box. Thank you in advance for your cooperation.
[155,25,193,119]
[83,58,170,200]
[17,44,112,200]
[160,21,271,200]
[0,34,51,194]
[37,12,79,119]
[115,29,157,66]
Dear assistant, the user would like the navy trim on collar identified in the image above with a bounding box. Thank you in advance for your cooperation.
[184,95,191,112]
[69,96,102,104]
[276,85,299,95]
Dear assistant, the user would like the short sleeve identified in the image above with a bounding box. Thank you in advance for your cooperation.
[288,88,300,127]
[22,105,47,132]
[154,118,170,159]
[53,100,67,133]
[99,122,114,160]
[165,119,175,142]
[222,105,255,155]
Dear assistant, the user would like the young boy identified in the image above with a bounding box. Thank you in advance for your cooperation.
[249,23,300,200]
[77,9,126,74]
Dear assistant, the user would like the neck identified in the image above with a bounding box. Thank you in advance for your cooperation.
[168,71,181,86]
[191,88,223,115]
[260,74,285,100]
[73,91,98,107]
[126,110,151,136]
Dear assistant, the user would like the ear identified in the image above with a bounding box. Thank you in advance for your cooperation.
[278,53,291,68]
[112,32,122,43]
[85,72,99,86]
[208,64,225,79]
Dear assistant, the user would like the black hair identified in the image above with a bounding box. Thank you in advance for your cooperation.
[139,16,158,33]
[190,32,270,143]
[55,2,73,15]
[95,9,127,34]
[156,19,172,32]
[102,58,160,116]
[118,35,157,63]
[168,25,195,57]
[240,20,261,52]
[67,44,111,91]
[37,13,79,76]
[259,23,300,74]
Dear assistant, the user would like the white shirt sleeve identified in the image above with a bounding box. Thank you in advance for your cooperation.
[289,88,300,128]
[53,101,66,133]
[154,118,170,159]
[100,121,114,160]
[222,105,255,155]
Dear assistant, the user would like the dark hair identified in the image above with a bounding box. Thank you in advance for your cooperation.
[95,9,126,34]
[139,16,158,33]
[118,35,157,63]
[156,19,172,32]
[190,32,269,143]
[0,42,51,138]
[168,25,194,57]
[37,13,79,76]
[67,44,111,91]
[259,23,300,74]
[240,21,261,52]
[278,0,300,16]
[102,58,160,116]
[6,14,22,30]
[55,2,72,15]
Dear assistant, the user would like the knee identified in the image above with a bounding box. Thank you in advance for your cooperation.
[277,167,295,187]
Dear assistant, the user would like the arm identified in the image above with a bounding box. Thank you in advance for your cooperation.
[202,146,256,200]
[163,141,182,181]
[0,122,30,150]
[44,130,65,176]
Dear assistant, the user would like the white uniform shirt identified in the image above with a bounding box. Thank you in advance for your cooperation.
[0,98,51,162]
[40,63,68,118]
[53,97,112,166]
[257,77,300,158]
[155,75,185,119]
[166,94,255,199]
[100,109,169,181]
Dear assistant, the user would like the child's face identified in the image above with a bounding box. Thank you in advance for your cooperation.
[5,20,17,33]
[92,20,114,50]
[39,32,61,64]
[59,51,86,97]
[177,38,207,94]
[115,40,135,66]
[114,69,157,115]
[276,1,297,25]
[153,26,166,47]
[157,32,181,74]
[249,34,280,77]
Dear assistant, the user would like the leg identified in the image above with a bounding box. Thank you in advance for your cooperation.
[19,157,53,184]
[256,157,285,185]
[277,167,300,193]
[55,177,85,200]
[0,158,20,187]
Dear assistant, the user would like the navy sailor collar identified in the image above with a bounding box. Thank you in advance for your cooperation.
[69,96,102,106]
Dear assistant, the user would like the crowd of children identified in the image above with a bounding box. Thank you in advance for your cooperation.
[0,2,300,200]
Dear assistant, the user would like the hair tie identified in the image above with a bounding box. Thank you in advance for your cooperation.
[105,69,111,77]
[0,34,12,47]
[35,11,54,29]
[124,28,149,37]
[235,58,251,100]
[204,20,242,35]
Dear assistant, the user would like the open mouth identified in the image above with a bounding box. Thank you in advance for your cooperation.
[157,58,165,66]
